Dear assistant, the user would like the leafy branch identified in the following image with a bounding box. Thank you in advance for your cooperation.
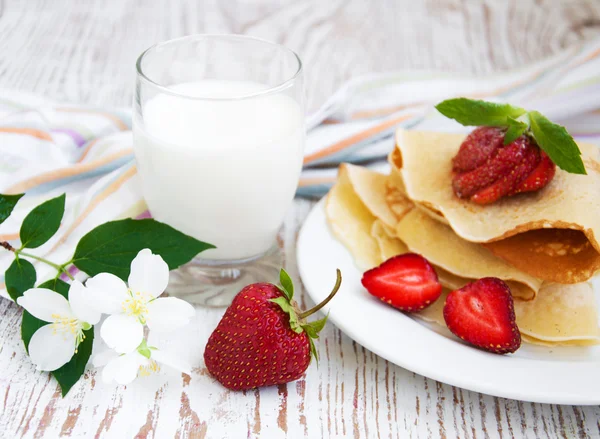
[0,192,214,395]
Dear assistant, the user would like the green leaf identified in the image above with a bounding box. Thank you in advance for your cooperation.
[20,194,66,249]
[279,269,294,300]
[308,337,319,365]
[270,297,303,334]
[21,278,93,396]
[435,98,527,127]
[5,258,36,301]
[72,218,215,280]
[301,313,329,339]
[503,117,528,145]
[0,193,24,225]
[529,111,586,175]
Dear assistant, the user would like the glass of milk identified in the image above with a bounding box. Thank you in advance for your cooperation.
[133,35,304,306]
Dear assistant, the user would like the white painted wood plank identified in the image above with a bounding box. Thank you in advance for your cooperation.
[0,1,600,438]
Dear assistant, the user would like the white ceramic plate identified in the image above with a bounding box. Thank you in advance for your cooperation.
[297,199,600,405]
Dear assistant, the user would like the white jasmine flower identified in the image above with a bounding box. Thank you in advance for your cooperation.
[86,249,195,354]
[93,341,191,385]
[17,281,100,371]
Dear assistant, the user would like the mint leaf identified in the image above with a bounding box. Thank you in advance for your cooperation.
[5,258,36,301]
[529,111,586,175]
[435,98,526,127]
[21,279,93,396]
[72,218,215,280]
[0,194,24,225]
[504,117,528,145]
[279,269,294,300]
[20,194,66,249]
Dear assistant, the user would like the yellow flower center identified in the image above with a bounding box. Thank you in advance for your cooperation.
[122,291,149,324]
[138,359,160,377]
[50,314,85,352]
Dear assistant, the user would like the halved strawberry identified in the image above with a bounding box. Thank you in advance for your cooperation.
[452,126,505,173]
[452,137,534,199]
[443,277,521,354]
[470,140,540,204]
[361,253,442,312]
[508,150,556,195]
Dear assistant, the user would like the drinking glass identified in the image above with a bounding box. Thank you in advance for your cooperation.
[133,35,305,306]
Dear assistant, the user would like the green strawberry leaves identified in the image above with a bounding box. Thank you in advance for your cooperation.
[0,193,24,226]
[270,296,303,334]
[278,268,294,301]
[270,269,342,364]
[301,314,329,364]
[435,98,586,175]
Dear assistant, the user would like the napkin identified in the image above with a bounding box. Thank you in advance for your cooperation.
[1,36,599,298]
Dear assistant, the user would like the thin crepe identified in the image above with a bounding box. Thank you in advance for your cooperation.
[396,208,542,300]
[394,129,600,284]
[328,164,542,299]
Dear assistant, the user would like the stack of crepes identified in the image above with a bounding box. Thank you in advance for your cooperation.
[326,128,600,347]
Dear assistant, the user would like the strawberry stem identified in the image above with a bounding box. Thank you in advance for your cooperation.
[298,269,342,320]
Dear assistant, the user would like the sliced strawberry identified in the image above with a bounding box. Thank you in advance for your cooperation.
[443,278,521,354]
[509,150,556,195]
[452,137,533,199]
[470,140,540,204]
[452,127,505,173]
[361,253,442,312]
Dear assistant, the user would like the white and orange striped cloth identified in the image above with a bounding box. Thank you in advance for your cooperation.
[1,36,599,298]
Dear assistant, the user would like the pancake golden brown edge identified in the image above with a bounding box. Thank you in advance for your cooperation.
[342,163,542,300]
[394,129,600,283]
[326,163,600,346]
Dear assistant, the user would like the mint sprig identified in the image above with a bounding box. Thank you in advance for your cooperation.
[435,98,586,175]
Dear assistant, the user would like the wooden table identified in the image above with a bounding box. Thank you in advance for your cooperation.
[1,1,600,438]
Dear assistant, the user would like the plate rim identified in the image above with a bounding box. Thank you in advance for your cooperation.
[297,198,600,406]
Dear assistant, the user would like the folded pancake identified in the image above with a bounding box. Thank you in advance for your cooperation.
[327,164,542,300]
[371,219,408,261]
[325,164,382,270]
[513,282,600,344]
[416,285,600,347]
[396,208,542,300]
[394,129,600,283]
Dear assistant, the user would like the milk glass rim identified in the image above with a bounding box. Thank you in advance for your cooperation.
[136,34,303,101]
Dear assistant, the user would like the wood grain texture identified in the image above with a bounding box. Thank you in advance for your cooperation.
[1,0,600,438]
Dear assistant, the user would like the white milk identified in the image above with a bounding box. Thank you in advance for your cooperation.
[133,80,304,260]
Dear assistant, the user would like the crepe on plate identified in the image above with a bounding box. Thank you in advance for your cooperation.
[393,129,600,284]
[325,163,600,346]
[327,163,542,299]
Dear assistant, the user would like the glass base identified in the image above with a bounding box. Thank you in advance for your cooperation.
[166,245,283,307]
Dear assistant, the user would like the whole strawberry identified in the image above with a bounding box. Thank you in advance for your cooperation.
[204,269,342,390]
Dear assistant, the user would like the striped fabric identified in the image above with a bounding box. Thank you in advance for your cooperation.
[1,36,599,298]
